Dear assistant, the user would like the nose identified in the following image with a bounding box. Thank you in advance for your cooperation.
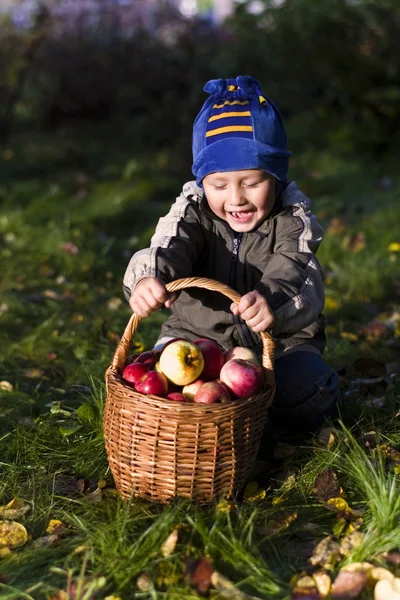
[228,185,246,206]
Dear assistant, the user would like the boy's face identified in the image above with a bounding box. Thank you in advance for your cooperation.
[202,169,276,233]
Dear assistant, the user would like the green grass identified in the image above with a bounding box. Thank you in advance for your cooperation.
[0,125,400,598]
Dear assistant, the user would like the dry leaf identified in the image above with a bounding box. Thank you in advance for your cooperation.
[375,577,400,600]
[309,536,341,570]
[368,567,395,586]
[313,570,331,597]
[23,368,44,379]
[260,512,298,536]
[314,469,341,502]
[342,562,373,573]
[0,498,31,520]
[361,321,392,341]
[33,534,59,548]
[340,531,366,556]
[325,497,361,519]
[0,521,28,549]
[161,528,179,557]
[317,427,336,449]
[0,381,13,392]
[185,557,213,595]
[136,573,151,592]
[331,569,367,598]
[211,571,262,599]
[46,520,66,535]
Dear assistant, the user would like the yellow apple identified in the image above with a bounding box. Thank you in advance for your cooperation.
[159,340,204,386]
[223,346,260,366]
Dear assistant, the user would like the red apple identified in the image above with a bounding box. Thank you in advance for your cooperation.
[122,362,149,385]
[135,370,168,396]
[223,346,260,366]
[166,392,189,402]
[135,350,161,369]
[193,338,225,381]
[219,359,263,398]
[159,340,204,386]
[193,380,231,404]
[182,378,205,401]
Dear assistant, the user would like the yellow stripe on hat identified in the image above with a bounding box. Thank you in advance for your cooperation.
[206,125,253,137]
[213,100,249,108]
[208,111,251,123]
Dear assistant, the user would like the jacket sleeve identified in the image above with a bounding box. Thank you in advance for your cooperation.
[255,202,325,337]
[123,183,207,300]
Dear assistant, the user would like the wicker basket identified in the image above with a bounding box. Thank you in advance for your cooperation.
[104,277,275,503]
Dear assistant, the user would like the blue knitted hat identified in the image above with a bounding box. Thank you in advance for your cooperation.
[192,76,291,185]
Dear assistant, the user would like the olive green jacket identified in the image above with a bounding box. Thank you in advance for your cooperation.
[123,181,326,358]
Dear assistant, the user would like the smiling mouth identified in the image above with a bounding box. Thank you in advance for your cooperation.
[229,211,253,220]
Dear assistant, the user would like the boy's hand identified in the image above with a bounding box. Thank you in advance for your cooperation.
[129,277,176,317]
[230,291,275,333]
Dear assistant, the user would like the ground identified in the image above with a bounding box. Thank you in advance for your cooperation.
[0,125,400,599]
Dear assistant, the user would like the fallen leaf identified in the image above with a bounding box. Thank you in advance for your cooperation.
[46,520,66,535]
[342,562,373,573]
[331,569,367,598]
[368,567,395,586]
[325,297,341,311]
[340,531,366,556]
[216,499,236,512]
[61,242,79,255]
[313,570,331,597]
[0,381,13,392]
[375,577,400,600]
[260,512,298,536]
[361,321,392,341]
[314,469,341,502]
[161,528,179,557]
[309,536,341,570]
[33,534,59,548]
[185,557,213,595]
[84,488,103,503]
[23,368,44,379]
[0,521,28,549]
[136,572,151,592]
[0,498,31,520]
[211,570,262,599]
[325,497,361,519]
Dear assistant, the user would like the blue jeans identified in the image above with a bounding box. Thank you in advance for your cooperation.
[270,350,341,432]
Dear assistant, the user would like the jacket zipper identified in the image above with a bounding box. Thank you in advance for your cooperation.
[229,233,254,346]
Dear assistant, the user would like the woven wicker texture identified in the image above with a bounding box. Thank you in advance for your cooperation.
[104,277,275,503]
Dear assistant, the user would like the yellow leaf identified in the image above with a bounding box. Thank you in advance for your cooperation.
[217,499,235,513]
[0,521,28,549]
[0,497,31,520]
[46,519,66,535]
[388,242,400,253]
[340,331,359,342]
[0,381,13,392]
[325,297,341,311]
[160,528,179,557]
[313,570,332,597]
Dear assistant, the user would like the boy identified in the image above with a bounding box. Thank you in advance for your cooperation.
[123,76,340,432]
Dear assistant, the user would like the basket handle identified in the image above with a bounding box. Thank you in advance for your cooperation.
[110,277,275,387]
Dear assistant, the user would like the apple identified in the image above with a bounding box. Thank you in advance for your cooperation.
[219,359,263,398]
[193,381,231,404]
[135,350,161,369]
[135,370,168,396]
[166,392,189,402]
[122,362,149,386]
[193,338,225,381]
[182,378,205,401]
[223,346,260,366]
[159,340,204,386]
